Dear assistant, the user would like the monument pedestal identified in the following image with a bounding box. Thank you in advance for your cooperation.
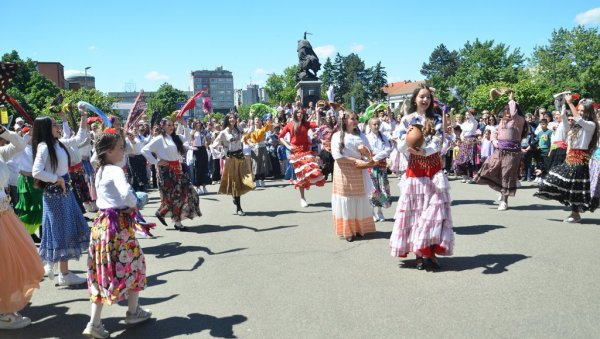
[295,80,322,108]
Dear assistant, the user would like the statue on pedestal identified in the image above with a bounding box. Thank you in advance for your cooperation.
[296,32,321,82]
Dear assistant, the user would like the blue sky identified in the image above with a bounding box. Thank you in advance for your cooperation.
[3,1,600,93]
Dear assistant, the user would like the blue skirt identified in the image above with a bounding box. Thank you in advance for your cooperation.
[38,175,90,264]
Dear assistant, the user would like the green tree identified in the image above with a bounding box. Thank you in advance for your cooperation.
[420,44,459,103]
[320,57,334,99]
[147,83,188,120]
[46,88,117,121]
[264,66,297,105]
[467,78,553,115]
[366,62,388,102]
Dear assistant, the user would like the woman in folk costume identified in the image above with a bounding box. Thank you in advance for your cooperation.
[365,117,393,221]
[83,130,150,338]
[545,100,569,171]
[212,113,254,216]
[13,127,44,241]
[455,109,479,183]
[474,91,528,211]
[32,113,90,286]
[0,125,44,330]
[390,85,454,270]
[315,108,336,181]
[189,120,212,194]
[535,95,599,223]
[141,118,200,231]
[243,112,272,188]
[330,112,377,242]
[279,107,326,208]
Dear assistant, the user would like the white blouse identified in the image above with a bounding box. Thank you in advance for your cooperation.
[141,134,185,165]
[32,127,87,183]
[568,116,597,149]
[214,127,243,153]
[365,132,392,161]
[331,132,369,160]
[95,165,138,209]
[0,130,26,196]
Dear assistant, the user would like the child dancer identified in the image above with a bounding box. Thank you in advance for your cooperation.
[83,130,151,338]
[365,117,392,221]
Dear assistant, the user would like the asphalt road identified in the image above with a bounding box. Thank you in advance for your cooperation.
[8,174,600,339]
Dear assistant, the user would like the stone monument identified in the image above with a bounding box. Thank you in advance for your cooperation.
[295,32,322,108]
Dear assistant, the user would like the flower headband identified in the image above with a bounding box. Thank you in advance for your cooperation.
[104,127,118,134]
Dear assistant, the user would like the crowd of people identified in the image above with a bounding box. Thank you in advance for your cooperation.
[1,85,599,337]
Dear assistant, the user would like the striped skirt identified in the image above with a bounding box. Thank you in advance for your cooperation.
[288,149,326,189]
[332,160,376,239]
[390,155,454,258]
[38,175,90,264]
[535,149,599,212]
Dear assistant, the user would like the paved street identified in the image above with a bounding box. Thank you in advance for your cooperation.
[9,175,600,339]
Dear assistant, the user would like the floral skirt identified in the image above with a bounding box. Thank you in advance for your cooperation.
[390,170,454,258]
[288,149,326,189]
[535,150,599,213]
[455,136,478,175]
[0,197,44,313]
[157,163,202,222]
[87,209,146,305]
[38,175,90,264]
[14,175,43,234]
[369,166,391,208]
[69,163,93,204]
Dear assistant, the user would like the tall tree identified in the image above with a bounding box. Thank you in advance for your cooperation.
[420,43,459,90]
[264,66,297,105]
[366,62,388,102]
[147,83,188,119]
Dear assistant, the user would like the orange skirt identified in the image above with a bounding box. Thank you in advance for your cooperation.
[0,205,44,313]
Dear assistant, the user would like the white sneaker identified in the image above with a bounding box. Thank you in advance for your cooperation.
[373,215,378,222]
[57,272,87,286]
[461,176,467,183]
[498,201,508,211]
[201,187,208,194]
[0,313,31,330]
[300,199,309,208]
[125,306,152,325]
[378,211,385,221]
[82,321,109,338]
[44,263,55,280]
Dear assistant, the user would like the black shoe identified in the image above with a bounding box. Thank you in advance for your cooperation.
[31,234,41,243]
[174,224,188,231]
[415,257,425,270]
[345,236,355,242]
[155,212,168,226]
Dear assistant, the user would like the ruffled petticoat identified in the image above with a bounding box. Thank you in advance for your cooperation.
[288,149,326,189]
[390,168,454,258]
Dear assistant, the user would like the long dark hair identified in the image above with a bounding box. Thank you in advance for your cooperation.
[409,84,436,136]
[32,117,70,172]
[292,109,307,135]
[222,113,242,135]
[95,132,123,167]
[159,118,185,155]
[570,100,599,153]
[338,111,360,155]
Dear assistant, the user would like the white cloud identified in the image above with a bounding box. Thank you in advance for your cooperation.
[254,68,266,76]
[314,45,336,59]
[350,43,365,52]
[88,45,97,51]
[145,71,169,81]
[575,7,600,25]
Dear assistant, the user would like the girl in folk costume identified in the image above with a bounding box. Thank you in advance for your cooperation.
[212,113,254,215]
[474,92,528,211]
[546,103,569,171]
[315,112,336,181]
[83,131,151,339]
[141,118,200,231]
[455,110,479,183]
[365,117,393,221]
[330,112,377,242]
[535,95,599,223]
[0,125,44,330]
[13,127,44,240]
[189,121,212,194]
[243,113,272,188]
[390,85,454,270]
[32,113,90,286]
[279,107,326,207]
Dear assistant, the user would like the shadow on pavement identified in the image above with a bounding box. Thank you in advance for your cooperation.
[186,224,298,234]
[508,204,566,211]
[117,294,179,307]
[12,298,89,338]
[107,313,248,338]
[452,199,495,206]
[441,254,529,274]
[146,257,205,287]
[367,231,392,239]
[453,224,505,235]
[142,242,246,258]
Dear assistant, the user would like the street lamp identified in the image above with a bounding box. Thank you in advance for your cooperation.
[84,66,91,89]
